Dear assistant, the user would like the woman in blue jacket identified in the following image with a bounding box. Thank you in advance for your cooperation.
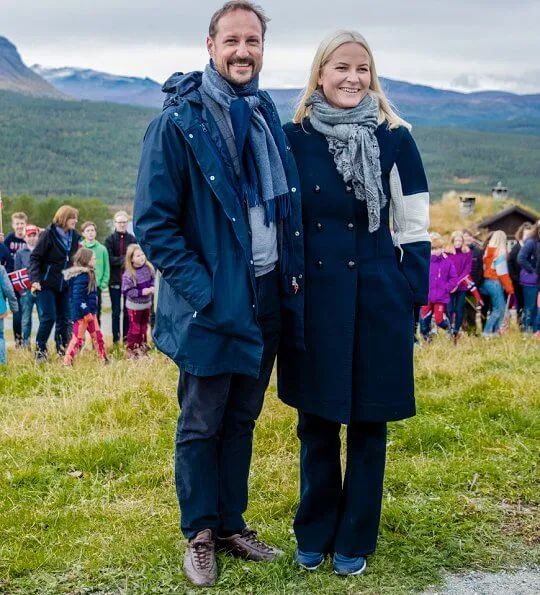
[278,30,430,576]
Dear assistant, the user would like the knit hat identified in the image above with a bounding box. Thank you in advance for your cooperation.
[25,224,40,236]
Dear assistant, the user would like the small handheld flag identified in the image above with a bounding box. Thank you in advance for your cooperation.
[8,268,32,293]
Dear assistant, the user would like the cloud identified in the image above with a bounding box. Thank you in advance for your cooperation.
[3,0,540,92]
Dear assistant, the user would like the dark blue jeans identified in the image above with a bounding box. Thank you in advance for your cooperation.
[109,285,129,343]
[294,412,387,558]
[522,285,539,333]
[447,290,467,334]
[20,291,36,346]
[12,293,22,344]
[175,269,281,539]
[35,289,71,354]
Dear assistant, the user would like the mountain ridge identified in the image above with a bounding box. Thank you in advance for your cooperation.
[0,36,67,99]
[32,63,540,135]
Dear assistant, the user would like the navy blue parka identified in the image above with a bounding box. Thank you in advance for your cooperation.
[134,72,304,378]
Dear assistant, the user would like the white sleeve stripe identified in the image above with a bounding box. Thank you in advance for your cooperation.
[390,164,430,245]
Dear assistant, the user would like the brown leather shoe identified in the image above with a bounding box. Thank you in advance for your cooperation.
[183,529,217,587]
[216,528,283,562]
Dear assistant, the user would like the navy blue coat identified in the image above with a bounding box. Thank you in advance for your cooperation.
[64,267,99,321]
[29,225,81,292]
[278,120,431,423]
[134,72,304,378]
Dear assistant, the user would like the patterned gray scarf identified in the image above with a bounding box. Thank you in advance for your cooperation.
[200,63,290,224]
[307,90,386,232]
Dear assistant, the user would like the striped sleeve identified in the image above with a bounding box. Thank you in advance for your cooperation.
[390,127,431,305]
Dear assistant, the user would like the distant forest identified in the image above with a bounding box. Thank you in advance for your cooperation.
[1,90,539,208]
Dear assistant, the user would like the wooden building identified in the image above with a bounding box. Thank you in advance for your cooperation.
[477,205,538,242]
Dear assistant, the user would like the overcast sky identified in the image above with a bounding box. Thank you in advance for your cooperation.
[4,0,540,93]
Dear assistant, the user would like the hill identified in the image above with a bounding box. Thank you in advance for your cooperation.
[32,65,162,107]
[33,64,540,136]
[1,90,539,208]
[0,37,66,99]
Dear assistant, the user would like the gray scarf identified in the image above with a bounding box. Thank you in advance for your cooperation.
[308,90,386,232]
[200,63,290,224]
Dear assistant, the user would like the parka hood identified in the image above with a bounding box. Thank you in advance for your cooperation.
[162,71,202,110]
[63,266,89,281]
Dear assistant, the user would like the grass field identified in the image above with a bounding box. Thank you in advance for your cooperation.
[0,332,538,594]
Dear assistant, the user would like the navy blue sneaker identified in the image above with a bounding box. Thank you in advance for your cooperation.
[295,550,325,570]
[333,553,367,576]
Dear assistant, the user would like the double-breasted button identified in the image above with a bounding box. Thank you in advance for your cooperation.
[345,186,353,193]
[347,260,356,269]
[315,260,324,269]
[313,185,321,193]
[347,222,355,230]
[316,222,323,231]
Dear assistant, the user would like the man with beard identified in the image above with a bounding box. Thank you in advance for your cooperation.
[134,1,304,587]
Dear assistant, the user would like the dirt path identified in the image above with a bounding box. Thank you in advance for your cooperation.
[423,567,539,594]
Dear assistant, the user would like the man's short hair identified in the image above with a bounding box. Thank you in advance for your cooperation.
[208,1,269,40]
[11,212,28,222]
[114,210,129,222]
[81,221,96,232]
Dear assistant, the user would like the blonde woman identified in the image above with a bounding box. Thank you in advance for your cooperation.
[481,230,514,337]
[29,205,81,361]
[445,231,472,337]
[277,31,430,575]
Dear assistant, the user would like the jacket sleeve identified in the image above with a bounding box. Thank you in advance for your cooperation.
[121,271,138,299]
[446,260,459,293]
[507,244,521,281]
[1,267,18,312]
[390,127,431,305]
[29,230,48,283]
[14,251,22,271]
[494,254,514,294]
[517,239,535,273]
[105,235,122,269]
[99,244,110,289]
[0,243,14,273]
[134,112,212,312]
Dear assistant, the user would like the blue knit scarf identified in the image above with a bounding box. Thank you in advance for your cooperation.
[200,62,290,225]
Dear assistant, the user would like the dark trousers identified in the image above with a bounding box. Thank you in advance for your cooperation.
[35,289,71,354]
[96,288,102,327]
[109,285,129,343]
[174,269,280,539]
[294,412,387,558]
[447,290,467,334]
[522,285,539,332]
[12,293,22,344]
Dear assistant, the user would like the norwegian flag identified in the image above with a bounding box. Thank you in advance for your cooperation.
[8,268,31,293]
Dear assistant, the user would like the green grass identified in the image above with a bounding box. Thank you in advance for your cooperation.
[0,332,538,594]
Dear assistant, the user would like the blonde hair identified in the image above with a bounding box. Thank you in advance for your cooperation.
[114,210,130,222]
[431,237,444,250]
[293,30,409,130]
[487,230,507,254]
[53,205,79,229]
[446,231,470,254]
[124,244,155,284]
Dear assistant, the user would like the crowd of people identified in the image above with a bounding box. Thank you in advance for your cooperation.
[417,224,540,343]
[0,207,155,365]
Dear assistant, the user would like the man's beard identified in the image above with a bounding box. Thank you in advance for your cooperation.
[223,58,260,86]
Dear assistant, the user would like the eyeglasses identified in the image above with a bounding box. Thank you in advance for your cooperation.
[115,220,128,224]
